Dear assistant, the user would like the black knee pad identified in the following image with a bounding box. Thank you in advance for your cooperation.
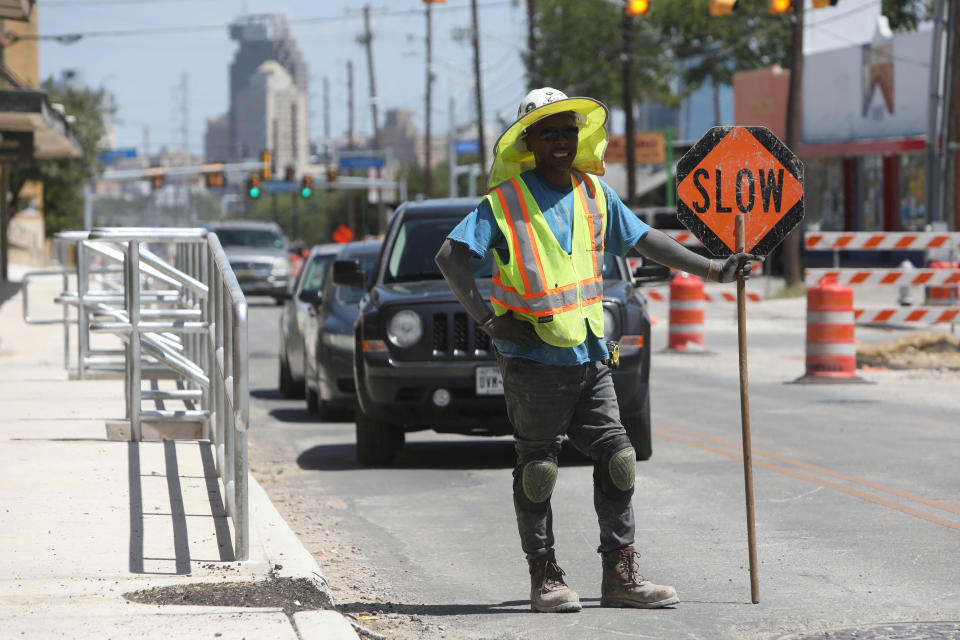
[595,439,636,500]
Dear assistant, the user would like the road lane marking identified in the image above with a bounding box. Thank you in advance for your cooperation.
[653,425,960,532]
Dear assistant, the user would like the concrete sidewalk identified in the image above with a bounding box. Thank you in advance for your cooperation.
[0,267,358,640]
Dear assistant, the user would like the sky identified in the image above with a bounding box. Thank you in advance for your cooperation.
[37,0,530,157]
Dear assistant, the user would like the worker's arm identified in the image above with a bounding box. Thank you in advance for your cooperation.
[635,228,763,282]
[435,238,540,349]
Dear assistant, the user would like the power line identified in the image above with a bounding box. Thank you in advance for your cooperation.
[28,0,517,42]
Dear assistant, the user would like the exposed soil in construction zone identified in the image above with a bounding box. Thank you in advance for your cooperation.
[857,331,960,370]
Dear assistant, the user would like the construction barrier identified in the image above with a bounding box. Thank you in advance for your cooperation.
[804,232,960,251]
[797,275,864,383]
[854,307,960,324]
[668,273,705,351]
[925,261,959,306]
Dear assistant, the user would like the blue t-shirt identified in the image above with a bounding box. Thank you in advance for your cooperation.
[447,169,650,365]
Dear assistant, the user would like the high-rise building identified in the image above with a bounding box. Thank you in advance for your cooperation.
[234,61,307,176]
[220,14,308,164]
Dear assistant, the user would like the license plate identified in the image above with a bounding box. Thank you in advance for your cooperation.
[236,268,256,279]
[475,366,503,395]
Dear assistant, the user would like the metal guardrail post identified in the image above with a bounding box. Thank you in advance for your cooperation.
[24,227,250,560]
[77,241,89,380]
[126,239,142,442]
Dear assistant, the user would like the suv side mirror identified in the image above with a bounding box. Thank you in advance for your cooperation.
[299,288,322,306]
[332,259,365,289]
[632,263,672,286]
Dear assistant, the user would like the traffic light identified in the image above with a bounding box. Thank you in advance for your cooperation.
[150,174,165,190]
[624,0,650,16]
[812,0,838,6]
[204,167,226,189]
[285,166,296,182]
[326,167,338,185]
[709,0,738,16]
[769,0,792,13]
[260,150,272,181]
[300,174,313,199]
[247,173,261,198]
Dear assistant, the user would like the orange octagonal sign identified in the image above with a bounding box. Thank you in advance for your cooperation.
[676,126,803,257]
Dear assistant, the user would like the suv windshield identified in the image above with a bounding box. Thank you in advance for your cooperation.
[385,216,493,283]
[215,228,284,249]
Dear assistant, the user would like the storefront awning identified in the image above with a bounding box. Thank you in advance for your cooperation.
[0,89,82,160]
[0,0,33,21]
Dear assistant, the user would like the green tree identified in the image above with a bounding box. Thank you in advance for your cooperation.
[528,0,676,111]
[9,78,110,235]
[883,0,932,31]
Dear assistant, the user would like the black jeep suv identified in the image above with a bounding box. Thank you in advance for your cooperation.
[334,197,667,465]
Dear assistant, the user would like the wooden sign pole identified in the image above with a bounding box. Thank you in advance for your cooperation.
[735,213,760,604]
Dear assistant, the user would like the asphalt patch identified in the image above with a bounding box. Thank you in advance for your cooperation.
[123,575,334,614]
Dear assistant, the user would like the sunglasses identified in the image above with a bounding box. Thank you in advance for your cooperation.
[529,125,580,142]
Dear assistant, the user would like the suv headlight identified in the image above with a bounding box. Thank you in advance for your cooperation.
[272,258,291,276]
[602,305,620,340]
[387,310,423,348]
[322,331,355,352]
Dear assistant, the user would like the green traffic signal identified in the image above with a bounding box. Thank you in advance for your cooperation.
[300,186,312,198]
[249,186,260,198]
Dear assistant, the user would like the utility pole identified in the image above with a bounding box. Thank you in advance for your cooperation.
[470,0,487,189]
[621,6,637,206]
[926,0,948,226]
[323,76,331,164]
[527,0,539,88]
[360,4,386,232]
[948,0,960,230]
[347,60,356,150]
[361,5,381,150]
[781,0,805,286]
[425,0,434,196]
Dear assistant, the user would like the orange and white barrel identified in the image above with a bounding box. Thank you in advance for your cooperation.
[803,275,858,379]
[925,261,959,306]
[668,273,705,351]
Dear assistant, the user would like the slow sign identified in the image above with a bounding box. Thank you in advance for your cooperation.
[676,126,803,257]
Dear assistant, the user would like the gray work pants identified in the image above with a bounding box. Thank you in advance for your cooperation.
[497,353,636,560]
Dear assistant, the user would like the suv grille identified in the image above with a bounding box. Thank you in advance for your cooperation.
[432,311,491,357]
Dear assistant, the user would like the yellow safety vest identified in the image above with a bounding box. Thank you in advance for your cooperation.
[486,170,607,348]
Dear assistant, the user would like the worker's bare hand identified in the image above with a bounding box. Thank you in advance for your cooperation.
[716,253,764,283]
[481,314,541,350]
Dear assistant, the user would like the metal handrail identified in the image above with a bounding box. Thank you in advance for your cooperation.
[21,227,250,560]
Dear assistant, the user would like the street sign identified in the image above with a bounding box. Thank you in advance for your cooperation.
[98,147,137,164]
[676,126,803,257]
[339,156,385,169]
[332,224,355,244]
[454,140,479,155]
[605,132,666,164]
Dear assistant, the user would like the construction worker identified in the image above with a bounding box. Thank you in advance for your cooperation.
[435,88,761,613]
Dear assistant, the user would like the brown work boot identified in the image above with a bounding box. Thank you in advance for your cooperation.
[600,546,679,609]
[528,551,581,613]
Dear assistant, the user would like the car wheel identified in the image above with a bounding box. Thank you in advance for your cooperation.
[623,394,652,461]
[273,296,285,306]
[278,352,300,399]
[355,409,401,466]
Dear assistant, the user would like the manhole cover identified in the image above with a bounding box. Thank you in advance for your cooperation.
[778,622,960,639]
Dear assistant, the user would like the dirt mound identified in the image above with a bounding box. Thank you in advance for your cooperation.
[857,331,960,370]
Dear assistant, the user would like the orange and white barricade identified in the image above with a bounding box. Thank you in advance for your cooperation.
[795,275,865,383]
[667,273,705,351]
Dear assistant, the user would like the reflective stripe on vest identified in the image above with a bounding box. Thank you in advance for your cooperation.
[489,171,605,317]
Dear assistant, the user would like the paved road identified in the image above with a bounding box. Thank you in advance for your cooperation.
[243,292,960,640]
